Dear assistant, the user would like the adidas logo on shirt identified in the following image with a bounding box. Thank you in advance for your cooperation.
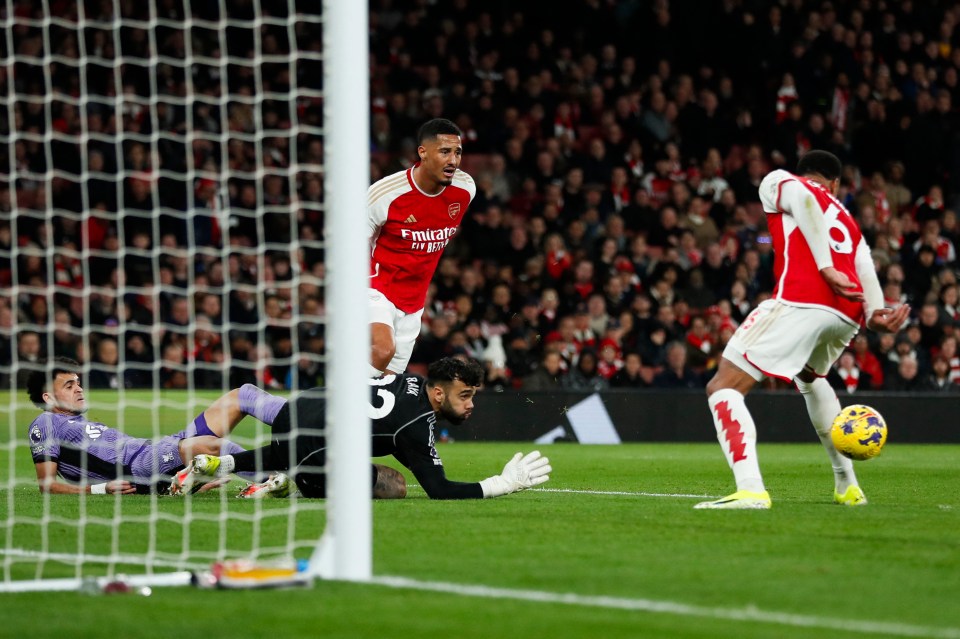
[404,215,417,223]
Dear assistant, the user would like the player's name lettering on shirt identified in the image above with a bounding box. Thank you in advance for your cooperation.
[405,376,420,396]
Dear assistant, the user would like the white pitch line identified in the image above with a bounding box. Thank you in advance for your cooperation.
[371,575,960,639]
[407,485,717,499]
[533,487,717,499]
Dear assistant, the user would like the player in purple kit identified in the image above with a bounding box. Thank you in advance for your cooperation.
[25,357,279,495]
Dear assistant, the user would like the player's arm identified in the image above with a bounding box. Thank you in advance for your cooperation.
[855,237,911,332]
[776,179,862,301]
[407,450,552,500]
[34,460,135,495]
[407,462,484,499]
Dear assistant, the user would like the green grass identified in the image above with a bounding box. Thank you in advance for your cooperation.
[1,393,959,638]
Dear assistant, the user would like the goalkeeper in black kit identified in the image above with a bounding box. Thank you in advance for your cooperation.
[170,357,551,499]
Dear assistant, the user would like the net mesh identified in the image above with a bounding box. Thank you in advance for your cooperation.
[0,0,334,585]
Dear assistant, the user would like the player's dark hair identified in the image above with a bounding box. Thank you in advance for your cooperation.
[417,118,462,146]
[427,357,484,388]
[26,357,81,408]
[796,150,842,181]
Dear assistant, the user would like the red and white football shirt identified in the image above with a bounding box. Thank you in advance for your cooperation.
[367,165,475,313]
[760,169,865,325]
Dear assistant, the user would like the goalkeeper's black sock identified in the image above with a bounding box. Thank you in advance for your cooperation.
[230,447,278,473]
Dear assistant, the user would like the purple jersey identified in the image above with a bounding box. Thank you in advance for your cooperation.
[28,411,191,486]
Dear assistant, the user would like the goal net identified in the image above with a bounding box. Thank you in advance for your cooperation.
[0,0,370,591]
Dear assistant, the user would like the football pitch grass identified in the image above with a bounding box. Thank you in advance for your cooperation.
[1,393,958,638]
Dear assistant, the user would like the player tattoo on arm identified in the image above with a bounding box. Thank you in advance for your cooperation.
[372,464,407,499]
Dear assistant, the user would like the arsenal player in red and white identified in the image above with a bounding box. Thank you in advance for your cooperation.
[695,150,910,510]
[367,119,476,375]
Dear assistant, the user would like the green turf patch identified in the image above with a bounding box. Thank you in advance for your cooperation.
[1,394,958,638]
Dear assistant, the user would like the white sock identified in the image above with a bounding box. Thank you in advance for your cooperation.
[217,455,236,477]
[795,377,857,493]
[708,388,765,493]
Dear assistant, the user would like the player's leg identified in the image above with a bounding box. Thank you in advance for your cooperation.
[794,372,864,505]
[696,301,814,509]
[248,464,406,499]
[370,289,399,375]
[695,353,770,509]
[221,398,307,476]
[168,436,241,494]
[171,399,299,495]
[236,394,326,497]
[796,320,865,505]
[373,464,406,499]
[172,385,288,490]
[197,385,287,436]
[384,308,424,375]
[370,322,396,375]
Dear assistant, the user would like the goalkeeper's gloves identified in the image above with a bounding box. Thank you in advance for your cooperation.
[479,450,552,498]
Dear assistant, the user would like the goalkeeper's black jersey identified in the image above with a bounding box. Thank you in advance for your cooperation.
[276,373,482,499]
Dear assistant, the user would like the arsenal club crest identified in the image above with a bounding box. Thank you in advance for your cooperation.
[448,202,460,218]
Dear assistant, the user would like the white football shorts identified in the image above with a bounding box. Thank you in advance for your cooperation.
[723,299,859,382]
[368,288,423,373]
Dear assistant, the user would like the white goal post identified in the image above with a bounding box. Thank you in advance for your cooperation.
[0,0,370,591]
[314,0,372,582]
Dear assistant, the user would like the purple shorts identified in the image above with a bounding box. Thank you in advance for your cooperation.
[128,420,203,482]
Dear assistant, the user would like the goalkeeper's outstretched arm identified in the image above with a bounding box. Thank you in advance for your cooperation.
[409,450,552,500]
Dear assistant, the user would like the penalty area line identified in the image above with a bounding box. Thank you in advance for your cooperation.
[370,575,960,639]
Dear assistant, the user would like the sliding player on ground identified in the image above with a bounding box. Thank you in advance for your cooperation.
[172,357,551,500]
[26,357,272,495]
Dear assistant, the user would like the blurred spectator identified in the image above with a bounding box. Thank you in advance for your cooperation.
[938,283,960,327]
[523,348,565,391]
[87,337,120,389]
[7,2,960,395]
[638,321,670,370]
[410,316,454,368]
[15,331,44,386]
[850,333,884,389]
[828,350,872,394]
[937,335,960,385]
[884,355,924,392]
[684,315,715,372]
[609,352,650,389]
[916,303,945,353]
[921,355,959,393]
[596,338,623,380]
[652,340,703,389]
[160,342,188,390]
[561,348,608,392]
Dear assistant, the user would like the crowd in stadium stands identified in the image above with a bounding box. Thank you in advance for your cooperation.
[1,0,959,394]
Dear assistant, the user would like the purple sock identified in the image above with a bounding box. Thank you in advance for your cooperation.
[238,383,286,425]
[221,440,246,456]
